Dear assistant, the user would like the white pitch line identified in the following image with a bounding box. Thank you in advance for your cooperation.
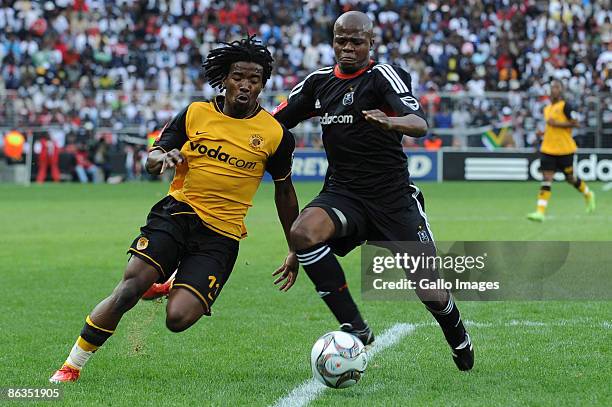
[415,320,609,329]
[271,323,415,407]
[270,375,325,407]
[430,214,611,221]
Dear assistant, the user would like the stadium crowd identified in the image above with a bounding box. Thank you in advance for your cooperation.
[1,0,611,179]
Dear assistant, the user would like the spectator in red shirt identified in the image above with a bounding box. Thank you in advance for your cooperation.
[35,134,61,183]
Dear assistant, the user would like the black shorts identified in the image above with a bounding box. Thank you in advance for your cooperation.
[305,184,435,257]
[540,153,574,174]
[128,196,239,315]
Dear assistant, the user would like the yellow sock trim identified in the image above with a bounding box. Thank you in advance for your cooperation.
[539,190,551,200]
[86,315,115,334]
[77,336,99,352]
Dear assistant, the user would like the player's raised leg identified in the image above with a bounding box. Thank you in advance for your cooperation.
[528,170,554,222]
[563,167,595,213]
[291,207,373,345]
[49,257,160,383]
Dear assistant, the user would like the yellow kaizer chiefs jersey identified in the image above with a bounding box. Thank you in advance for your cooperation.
[541,100,577,156]
[152,96,294,240]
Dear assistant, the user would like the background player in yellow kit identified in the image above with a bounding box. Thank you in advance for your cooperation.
[527,79,595,222]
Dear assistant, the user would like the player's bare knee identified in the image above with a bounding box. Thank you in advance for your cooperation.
[165,289,206,332]
[290,223,324,249]
[417,288,449,311]
[165,311,194,333]
[165,315,186,332]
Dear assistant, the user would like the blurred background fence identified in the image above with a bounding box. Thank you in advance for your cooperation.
[1,89,611,184]
[1,89,611,150]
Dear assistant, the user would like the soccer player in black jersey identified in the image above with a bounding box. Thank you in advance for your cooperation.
[272,11,474,371]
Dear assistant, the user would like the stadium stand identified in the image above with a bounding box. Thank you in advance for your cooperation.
[0,0,611,178]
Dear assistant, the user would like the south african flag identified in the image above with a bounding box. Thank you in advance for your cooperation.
[482,127,509,150]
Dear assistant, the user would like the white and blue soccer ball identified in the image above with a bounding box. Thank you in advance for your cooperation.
[310,331,368,389]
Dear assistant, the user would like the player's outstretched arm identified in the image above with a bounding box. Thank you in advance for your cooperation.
[145,149,185,175]
[362,109,428,137]
[272,177,299,291]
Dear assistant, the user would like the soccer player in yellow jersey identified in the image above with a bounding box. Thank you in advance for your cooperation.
[527,79,595,222]
[50,37,299,383]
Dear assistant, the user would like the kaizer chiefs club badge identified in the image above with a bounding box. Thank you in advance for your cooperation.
[249,134,264,150]
[136,237,149,250]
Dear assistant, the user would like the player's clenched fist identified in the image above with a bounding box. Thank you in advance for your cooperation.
[145,148,185,175]
[162,149,185,170]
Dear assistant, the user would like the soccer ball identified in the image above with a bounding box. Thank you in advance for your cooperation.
[310,331,368,389]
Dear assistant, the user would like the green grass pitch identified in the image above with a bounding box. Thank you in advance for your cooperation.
[0,181,610,406]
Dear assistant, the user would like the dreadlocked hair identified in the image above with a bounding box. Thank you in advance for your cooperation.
[203,35,274,90]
